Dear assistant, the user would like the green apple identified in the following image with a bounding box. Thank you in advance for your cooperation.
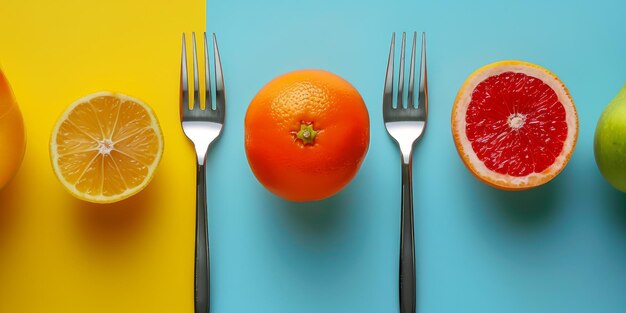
[595,84,626,192]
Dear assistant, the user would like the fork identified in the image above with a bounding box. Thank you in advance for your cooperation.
[383,32,428,313]
[180,32,225,313]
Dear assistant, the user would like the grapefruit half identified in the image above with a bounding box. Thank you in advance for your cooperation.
[452,61,578,190]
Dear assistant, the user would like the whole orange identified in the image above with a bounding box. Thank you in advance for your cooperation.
[0,69,26,190]
[245,69,370,202]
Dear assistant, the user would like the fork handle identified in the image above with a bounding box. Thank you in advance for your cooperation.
[194,162,210,313]
[399,161,416,313]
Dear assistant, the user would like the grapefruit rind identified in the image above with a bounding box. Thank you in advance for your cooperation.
[50,91,164,203]
[452,61,578,190]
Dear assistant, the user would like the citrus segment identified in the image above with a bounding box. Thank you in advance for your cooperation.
[51,92,163,203]
[452,61,578,190]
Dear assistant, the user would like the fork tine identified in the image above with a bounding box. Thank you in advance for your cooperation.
[213,33,225,116]
[417,32,428,117]
[407,32,417,108]
[204,32,213,110]
[181,33,191,115]
[192,33,200,110]
[397,32,406,109]
[383,32,395,110]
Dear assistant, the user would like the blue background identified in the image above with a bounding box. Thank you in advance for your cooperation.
[205,0,626,312]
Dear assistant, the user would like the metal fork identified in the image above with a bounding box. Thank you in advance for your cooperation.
[383,32,428,313]
[180,32,225,313]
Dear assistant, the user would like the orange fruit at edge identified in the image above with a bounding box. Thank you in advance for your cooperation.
[245,69,370,202]
[50,92,164,203]
[452,60,578,190]
[0,68,26,190]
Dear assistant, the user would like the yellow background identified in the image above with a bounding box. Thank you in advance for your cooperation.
[0,0,204,312]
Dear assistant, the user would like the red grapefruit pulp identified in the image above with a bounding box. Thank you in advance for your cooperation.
[452,61,578,190]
